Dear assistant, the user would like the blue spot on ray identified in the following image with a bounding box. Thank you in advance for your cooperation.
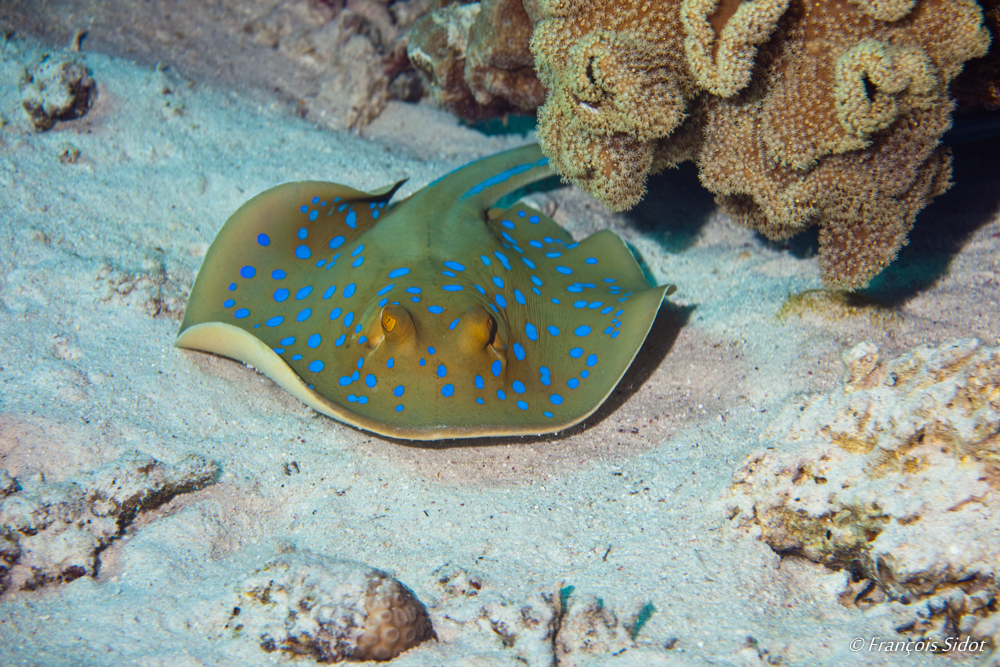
[240,266,256,279]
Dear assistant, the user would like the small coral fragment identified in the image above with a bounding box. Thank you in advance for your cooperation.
[730,340,1000,642]
[235,551,434,661]
[20,55,96,131]
[0,451,218,594]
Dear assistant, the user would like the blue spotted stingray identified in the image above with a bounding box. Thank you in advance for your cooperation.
[176,144,674,439]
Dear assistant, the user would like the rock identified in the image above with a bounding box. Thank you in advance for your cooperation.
[20,55,96,131]
[729,340,1000,642]
[0,450,218,593]
[231,550,434,661]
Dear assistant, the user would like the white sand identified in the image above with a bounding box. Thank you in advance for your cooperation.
[1,35,998,666]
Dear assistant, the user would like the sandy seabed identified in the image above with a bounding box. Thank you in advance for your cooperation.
[1,32,999,667]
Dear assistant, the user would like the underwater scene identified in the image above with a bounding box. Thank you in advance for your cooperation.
[1,0,999,664]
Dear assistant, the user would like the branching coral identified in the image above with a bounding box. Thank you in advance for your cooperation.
[527,0,990,288]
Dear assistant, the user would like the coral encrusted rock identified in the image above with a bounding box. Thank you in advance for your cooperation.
[0,450,218,593]
[407,0,545,118]
[232,550,434,662]
[729,339,1000,642]
[527,0,991,288]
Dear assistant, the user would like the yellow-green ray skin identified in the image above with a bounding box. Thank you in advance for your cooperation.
[176,144,673,440]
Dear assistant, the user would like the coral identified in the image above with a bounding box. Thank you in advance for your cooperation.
[681,0,791,97]
[232,550,434,662]
[528,0,991,287]
[695,0,988,287]
[407,0,545,118]
[729,340,1000,643]
[530,0,698,210]
[19,55,96,131]
[0,451,218,593]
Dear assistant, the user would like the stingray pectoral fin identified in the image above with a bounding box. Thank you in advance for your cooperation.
[179,179,396,336]
[175,322,364,427]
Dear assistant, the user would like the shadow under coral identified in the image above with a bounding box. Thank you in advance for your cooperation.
[625,162,719,254]
[859,131,1000,303]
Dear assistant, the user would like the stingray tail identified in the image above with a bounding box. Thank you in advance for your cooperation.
[421,143,554,214]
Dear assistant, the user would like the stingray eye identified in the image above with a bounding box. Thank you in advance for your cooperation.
[380,305,413,343]
[486,315,497,347]
[463,308,498,349]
